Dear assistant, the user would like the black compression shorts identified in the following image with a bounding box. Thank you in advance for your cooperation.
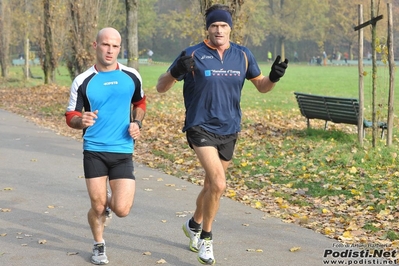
[186,126,237,161]
[83,151,135,180]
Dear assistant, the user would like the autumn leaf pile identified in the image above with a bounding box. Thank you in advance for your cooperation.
[2,84,399,249]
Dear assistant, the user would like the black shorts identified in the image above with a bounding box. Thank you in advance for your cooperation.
[83,151,135,180]
[186,126,238,161]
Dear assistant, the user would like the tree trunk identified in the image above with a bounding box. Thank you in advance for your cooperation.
[0,0,10,78]
[25,38,29,79]
[387,3,395,146]
[125,0,139,70]
[280,37,285,60]
[229,0,244,44]
[357,4,364,146]
[371,0,377,147]
[43,0,55,84]
[274,37,278,60]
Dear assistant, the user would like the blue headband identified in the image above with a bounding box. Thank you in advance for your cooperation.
[206,10,233,29]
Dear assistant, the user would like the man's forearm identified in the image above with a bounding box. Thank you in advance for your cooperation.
[252,75,276,93]
[132,108,145,122]
[156,72,177,93]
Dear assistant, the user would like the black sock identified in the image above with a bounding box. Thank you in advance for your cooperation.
[200,230,212,240]
[189,217,201,232]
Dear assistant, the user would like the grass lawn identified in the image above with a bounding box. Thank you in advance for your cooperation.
[2,62,395,113]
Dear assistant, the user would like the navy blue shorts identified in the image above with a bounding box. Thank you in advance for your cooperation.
[186,126,238,161]
[83,151,135,180]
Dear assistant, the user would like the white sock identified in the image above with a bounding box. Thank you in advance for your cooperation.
[94,240,105,245]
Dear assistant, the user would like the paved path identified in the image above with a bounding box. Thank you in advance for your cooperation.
[0,109,339,266]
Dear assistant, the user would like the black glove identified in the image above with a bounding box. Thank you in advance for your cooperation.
[170,51,195,78]
[269,55,289,83]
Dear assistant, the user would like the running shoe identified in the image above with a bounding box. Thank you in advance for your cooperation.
[182,219,201,252]
[91,243,109,265]
[197,238,215,265]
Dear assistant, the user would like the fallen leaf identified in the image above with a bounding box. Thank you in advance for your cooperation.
[67,252,79,256]
[254,201,262,209]
[322,208,330,214]
[289,246,301,252]
[339,231,354,241]
[156,258,167,264]
[349,166,357,174]
[275,197,283,204]
[227,189,236,198]
[175,159,184,164]
[324,227,335,235]
[299,215,309,225]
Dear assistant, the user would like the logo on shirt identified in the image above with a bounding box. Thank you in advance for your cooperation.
[201,55,214,60]
[103,81,119,86]
[204,69,241,77]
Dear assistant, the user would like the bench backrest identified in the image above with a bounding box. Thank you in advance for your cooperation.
[294,92,360,125]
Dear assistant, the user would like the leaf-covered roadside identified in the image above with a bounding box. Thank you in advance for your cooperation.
[1,84,399,249]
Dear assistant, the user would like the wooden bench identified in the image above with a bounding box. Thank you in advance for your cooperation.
[294,92,387,138]
[117,58,149,65]
[12,58,40,66]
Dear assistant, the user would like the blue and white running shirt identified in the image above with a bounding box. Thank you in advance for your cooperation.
[66,63,144,153]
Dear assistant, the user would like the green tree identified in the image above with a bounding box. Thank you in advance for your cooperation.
[137,0,158,56]
[266,0,329,60]
[98,0,125,30]
[4,0,41,79]
[238,0,268,47]
[157,1,203,44]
